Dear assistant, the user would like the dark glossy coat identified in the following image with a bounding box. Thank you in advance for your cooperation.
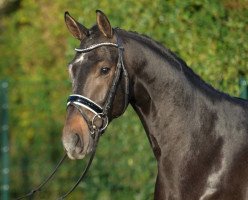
[63,11,248,200]
[121,29,248,200]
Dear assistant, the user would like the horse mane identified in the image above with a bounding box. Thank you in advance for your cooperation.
[117,28,247,105]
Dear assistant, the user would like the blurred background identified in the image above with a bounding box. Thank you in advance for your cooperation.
[0,0,247,199]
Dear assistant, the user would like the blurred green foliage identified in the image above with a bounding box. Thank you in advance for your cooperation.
[0,0,247,199]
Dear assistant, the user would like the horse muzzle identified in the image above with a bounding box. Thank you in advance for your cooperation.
[62,114,93,160]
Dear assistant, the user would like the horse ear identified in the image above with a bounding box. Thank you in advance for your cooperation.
[96,10,113,38]
[64,11,88,40]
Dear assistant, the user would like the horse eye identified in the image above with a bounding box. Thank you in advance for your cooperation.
[100,67,110,75]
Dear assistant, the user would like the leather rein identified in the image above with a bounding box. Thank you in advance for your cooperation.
[16,31,129,199]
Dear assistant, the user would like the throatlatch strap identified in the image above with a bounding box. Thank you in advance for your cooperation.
[103,34,129,117]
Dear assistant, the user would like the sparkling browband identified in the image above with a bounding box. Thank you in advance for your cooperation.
[75,42,118,53]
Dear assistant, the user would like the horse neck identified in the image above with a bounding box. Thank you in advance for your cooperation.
[122,32,199,159]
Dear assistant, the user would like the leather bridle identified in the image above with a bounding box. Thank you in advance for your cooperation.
[67,31,129,137]
[16,30,129,199]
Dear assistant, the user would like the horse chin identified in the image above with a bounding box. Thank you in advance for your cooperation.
[67,152,86,160]
[66,148,90,160]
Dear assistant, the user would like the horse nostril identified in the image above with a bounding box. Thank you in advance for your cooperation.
[72,133,80,144]
[74,133,84,151]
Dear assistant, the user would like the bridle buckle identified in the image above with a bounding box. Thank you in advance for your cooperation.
[91,113,109,134]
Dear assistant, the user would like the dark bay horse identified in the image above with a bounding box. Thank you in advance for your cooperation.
[62,10,248,200]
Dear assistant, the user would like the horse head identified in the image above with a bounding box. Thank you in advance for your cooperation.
[62,10,129,160]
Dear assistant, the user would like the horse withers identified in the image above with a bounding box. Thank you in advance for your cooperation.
[62,10,248,200]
